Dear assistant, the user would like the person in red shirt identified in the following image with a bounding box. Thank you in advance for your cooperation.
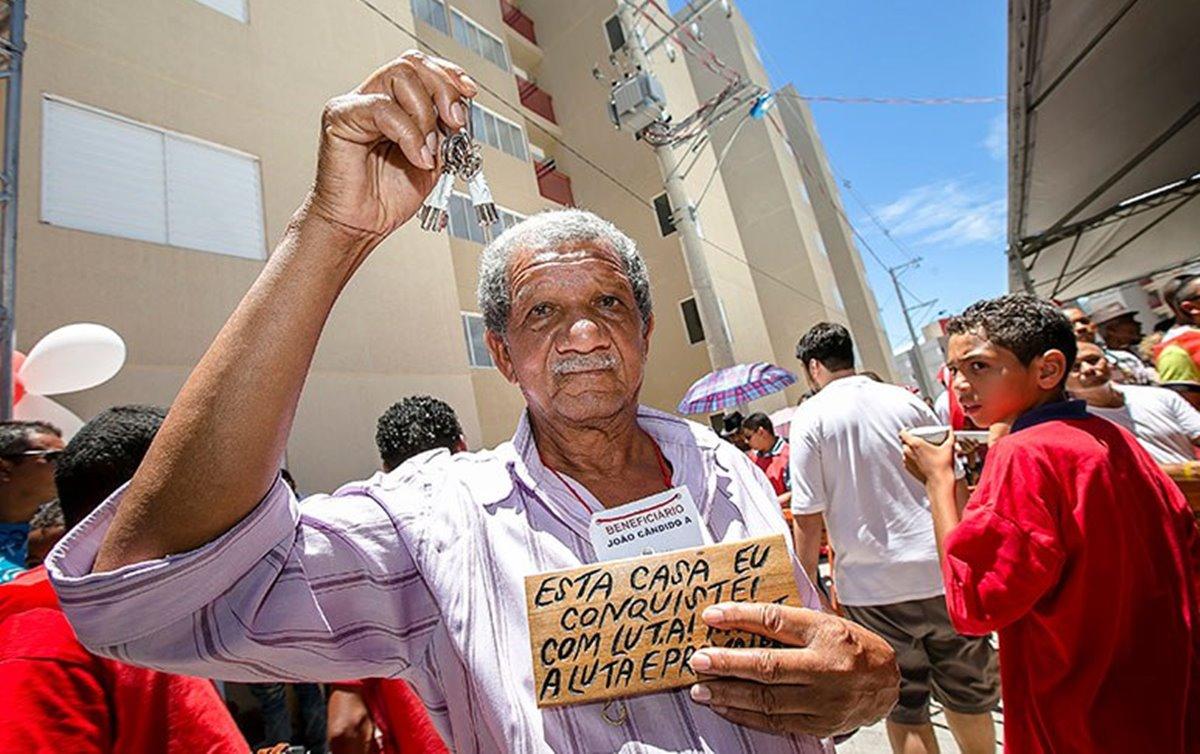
[743,412,791,507]
[0,405,248,753]
[901,294,1200,754]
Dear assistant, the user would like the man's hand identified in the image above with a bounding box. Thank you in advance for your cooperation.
[307,51,478,241]
[899,428,956,486]
[687,602,899,738]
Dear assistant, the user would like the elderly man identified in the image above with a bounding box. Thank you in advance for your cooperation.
[46,53,897,753]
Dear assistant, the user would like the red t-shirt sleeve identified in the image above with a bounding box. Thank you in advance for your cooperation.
[942,439,1066,635]
[0,609,110,753]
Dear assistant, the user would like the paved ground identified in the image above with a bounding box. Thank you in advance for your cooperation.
[835,703,1004,753]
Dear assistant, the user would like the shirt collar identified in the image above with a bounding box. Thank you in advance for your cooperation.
[1011,398,1089,433]
[762,436,785,457]
[505,404,717,541]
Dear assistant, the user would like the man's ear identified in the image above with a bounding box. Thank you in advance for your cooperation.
[485,329,519,385]
[1035,349,1068,391]
[642,313,655,357]
[0,458,12,483]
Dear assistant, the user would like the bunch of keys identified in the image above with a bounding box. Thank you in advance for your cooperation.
[418,100,500,234]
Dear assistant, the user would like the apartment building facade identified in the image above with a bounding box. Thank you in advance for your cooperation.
[10,0,893,493]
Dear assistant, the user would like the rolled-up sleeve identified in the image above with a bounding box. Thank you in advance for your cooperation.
[941,443,1065,635]
[46,476,441,683]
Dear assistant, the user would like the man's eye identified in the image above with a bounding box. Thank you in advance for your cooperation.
[598,295,620,308]
[970,362,987,373]
[530,303,552,317]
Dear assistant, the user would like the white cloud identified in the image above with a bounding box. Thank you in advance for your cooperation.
[983,113,1006,161]
[876,181,1006,246]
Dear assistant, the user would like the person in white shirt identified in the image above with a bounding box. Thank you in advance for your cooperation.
[1068,339,1200,465]
[789,323,999,754]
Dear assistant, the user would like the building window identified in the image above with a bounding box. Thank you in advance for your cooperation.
[470,102,528,161]
[411,0,449,34]
[448,192,524,244]
[462,312,495,368]
[41,97,266,260]
[451,9,509,71]
[653,192,676,237]
[193,0,248,22]
[680,297,705,345]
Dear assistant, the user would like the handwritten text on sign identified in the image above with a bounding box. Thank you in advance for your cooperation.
[524,534,798,708]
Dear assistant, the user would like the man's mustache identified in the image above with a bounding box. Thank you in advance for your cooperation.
[552,353,618,375]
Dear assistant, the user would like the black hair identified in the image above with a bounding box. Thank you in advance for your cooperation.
[795,322,855,371]
[376,396,463,472]
[741,412,775,435]
[1162,273,1200,316]
[55,405,167,529]
[946,294,1076,389]
[0,420,61,456]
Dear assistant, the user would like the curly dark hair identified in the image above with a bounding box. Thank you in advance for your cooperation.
[55,405,167,529]
[376,396,463,472]
[946,294,1076,389]
[795,322,855,371]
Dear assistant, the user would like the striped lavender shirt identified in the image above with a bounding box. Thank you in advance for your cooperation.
[47,405,831,754]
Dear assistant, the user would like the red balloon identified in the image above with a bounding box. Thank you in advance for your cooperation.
[11,351,25,405]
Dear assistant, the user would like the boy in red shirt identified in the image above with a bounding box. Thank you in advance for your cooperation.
[901,294,1200,753]
[0,406,247,753]
[743,412,791,506]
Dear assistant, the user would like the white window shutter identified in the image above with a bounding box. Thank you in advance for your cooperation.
[165,136,265,260]
[41,99,168,244]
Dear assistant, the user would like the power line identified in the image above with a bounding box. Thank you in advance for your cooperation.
[782,92,1004,106]
[352,0,846,323]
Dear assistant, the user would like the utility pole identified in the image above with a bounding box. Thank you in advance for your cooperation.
[888,259,935,399]
[0,0,26,420]
[614,0,736,371]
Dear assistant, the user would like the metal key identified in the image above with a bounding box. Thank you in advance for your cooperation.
[418,169,455,231]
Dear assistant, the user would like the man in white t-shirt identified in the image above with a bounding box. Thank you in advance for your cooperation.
[1068,339,1200,465]
[789,323,999,754]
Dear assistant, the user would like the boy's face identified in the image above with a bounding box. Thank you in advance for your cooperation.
[945,330,1067,427]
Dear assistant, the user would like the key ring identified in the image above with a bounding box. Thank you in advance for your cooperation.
[600,700,628,727]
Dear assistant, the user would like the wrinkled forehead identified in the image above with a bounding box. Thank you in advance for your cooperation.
[508,240,629,290]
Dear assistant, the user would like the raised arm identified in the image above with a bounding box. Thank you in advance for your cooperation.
[92,53,476,572]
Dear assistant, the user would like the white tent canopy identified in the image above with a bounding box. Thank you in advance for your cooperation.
[1008,0,1200,300]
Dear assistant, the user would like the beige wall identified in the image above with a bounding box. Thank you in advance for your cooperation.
[10,0,896,494]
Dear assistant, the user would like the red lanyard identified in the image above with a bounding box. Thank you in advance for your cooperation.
[543,437,674,516]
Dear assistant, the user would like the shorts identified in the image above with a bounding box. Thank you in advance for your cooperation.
[844,595,1000,725]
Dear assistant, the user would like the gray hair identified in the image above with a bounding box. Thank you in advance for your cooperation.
[476,208,653,334]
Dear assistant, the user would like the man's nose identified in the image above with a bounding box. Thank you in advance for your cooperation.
[558,316,608,353]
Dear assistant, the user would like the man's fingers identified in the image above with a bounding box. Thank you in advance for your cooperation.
[690,644,822,685]
[325,93,432,169]
[699,602,822,646]
[384,65,439,138]
[703,705,841,739]
[690,679,836,715]
[410,55,474,128]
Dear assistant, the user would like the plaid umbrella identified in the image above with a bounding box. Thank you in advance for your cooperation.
[677,362,798,414]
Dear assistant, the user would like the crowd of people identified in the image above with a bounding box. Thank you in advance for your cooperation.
[0,50,1196,753]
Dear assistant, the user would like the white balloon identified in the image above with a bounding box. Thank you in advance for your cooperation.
[13,393,85,440]
[18,323,126,396]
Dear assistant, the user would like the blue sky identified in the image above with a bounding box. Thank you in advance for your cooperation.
[695,2,1009,349]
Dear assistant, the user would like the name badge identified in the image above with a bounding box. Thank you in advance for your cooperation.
[589,486,706,561]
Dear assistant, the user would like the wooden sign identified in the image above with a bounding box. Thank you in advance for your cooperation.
[524,534,798,708]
